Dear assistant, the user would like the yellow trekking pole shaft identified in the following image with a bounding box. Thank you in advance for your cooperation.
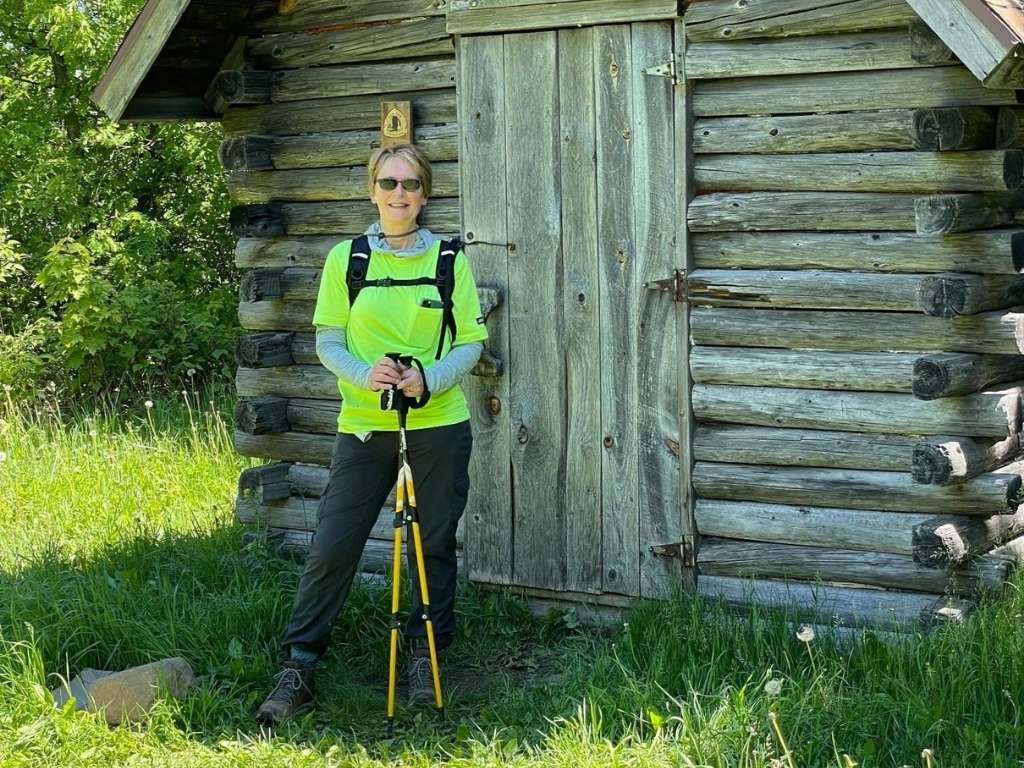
[404,459,444,710]
[385,465,406,732]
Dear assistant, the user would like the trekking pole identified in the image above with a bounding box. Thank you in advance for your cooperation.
[382,355,444,737]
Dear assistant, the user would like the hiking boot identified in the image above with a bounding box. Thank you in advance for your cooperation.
[407,652,440,705]
[256,660,316,725]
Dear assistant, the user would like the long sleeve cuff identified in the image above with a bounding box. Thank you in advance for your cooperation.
[424,342,483,395]
[315,326,373,389]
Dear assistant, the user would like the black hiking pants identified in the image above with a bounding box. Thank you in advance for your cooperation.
[282,420,472,658]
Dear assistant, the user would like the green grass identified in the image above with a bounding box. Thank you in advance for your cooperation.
[2,391,1024,766]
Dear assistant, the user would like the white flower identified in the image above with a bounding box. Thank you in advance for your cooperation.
[796,624,816,643]
[74,69,82,78]
[2,384,10,392]
[187,368,196,377]
[144,400,153,409]
[764,678,783,696]
[181,390,187,396]
[0,451,7,462]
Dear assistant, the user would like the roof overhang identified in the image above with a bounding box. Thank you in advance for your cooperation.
[93,0,193,122]
[906,0,1024,88]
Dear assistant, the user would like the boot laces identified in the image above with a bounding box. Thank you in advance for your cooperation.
[268,667,305,702]
[409,655,433,687]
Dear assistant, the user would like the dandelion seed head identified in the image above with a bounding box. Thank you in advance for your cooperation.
[144,400,154,409]
[187,368,196,377]
[796,624,816,643]
[764,678,783,696]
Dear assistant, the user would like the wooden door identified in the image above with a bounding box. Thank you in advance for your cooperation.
[459,21,686,599]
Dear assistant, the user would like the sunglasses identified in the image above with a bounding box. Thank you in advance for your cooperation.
[376,177,422,192]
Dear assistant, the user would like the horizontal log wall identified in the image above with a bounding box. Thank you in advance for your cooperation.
[227,1,464,573]
[684,2,1023,617]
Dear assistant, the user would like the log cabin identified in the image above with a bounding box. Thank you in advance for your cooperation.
[94,0,1024,631]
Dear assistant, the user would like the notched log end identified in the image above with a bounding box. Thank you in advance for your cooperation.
[912,107,996,151]
[240,268,284,302]
[238,462,291,503]
[912,357,951,400]
[470,349,502,377]
[230,204,285,238]
[1006,150,1024,190]
[235,395,290,435]
[917,275,967,318]
[912,443,954,485]
[235,331,295,367]
[218,136,274,171]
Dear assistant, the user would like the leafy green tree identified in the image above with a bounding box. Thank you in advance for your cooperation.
[0,0,237,398]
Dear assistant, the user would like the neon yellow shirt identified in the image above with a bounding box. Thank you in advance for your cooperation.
[312,239,489,433]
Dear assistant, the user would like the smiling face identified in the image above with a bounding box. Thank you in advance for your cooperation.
[370,156,427,232]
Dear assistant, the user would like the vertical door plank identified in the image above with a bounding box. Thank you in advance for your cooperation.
[459,35,514,584]
[558,27,604,594]
[595,25,641,596]
[632,21,681,599]
[676,18,698,591]
[505,31,567,590]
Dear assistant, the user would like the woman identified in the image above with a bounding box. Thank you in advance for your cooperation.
[256,144,488,725]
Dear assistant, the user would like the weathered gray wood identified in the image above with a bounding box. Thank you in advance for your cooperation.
[694,424,915,471]
[458,34,514,585]
[505,31,567,591]
[238,300,314,332]
[697,575,970,631]
[997,107,1024,149]
[285,398,340,434]
[913,352,1024,399]
[692,230,1024,274]
[235,331,295,367]
[676,18,698,594]
[691,347,915,392]
[912,434,1024,485]
[684,0,918,42]
[693,110,918,154]
[913,107,998,151]
[695,498,927,554]
[690,307,1024,355]
[693,67,1018,118]
[904,0,1011,85]
[447,0,675,35]
[226,163,459,204]
[235,395,290,434]
[247,16,451,69]
[698,538,1007,596]
[914,193,1019,235]
[914,507,1024,566]
[211,70,272,105]
[907,20,959,65]
[270,58,455,103]
[239,267,322,302]
[687,192,918,232]
[687,269,1024,315]
[238,463,291,504]
[235,429,334,464]
[223,89,456,136]
[685,29,943,81]
[989,532,1024,563]
[693,383,1024,437]
[633,21,680,599]
[220,124,459,172]
[694,107,997,155]
[231,199,459,237]
[236,365,337,399]
[596,24,639,597]
[251,0,445,33]
[237,494,397,539]
[558,27,602,595]
[694,151,1024,193]
[92,0,191,121]
[693,461,1022,515]
[917,273,1024,317]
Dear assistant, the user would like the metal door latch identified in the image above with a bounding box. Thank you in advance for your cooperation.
[649,540,695,567]
[643,269,688,302]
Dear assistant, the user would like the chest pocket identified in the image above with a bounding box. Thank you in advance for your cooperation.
[405,293,446,353]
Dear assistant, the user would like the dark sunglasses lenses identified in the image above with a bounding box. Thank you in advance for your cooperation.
[377,177,422,192]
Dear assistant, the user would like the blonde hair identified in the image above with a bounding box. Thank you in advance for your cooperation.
[367,144,432,198]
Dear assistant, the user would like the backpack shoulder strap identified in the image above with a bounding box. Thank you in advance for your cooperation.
[345,235,372,307]
[433,239,462,360]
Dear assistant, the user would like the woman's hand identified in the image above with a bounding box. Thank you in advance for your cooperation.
[398,365,424,399]
[368,357,402,391]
